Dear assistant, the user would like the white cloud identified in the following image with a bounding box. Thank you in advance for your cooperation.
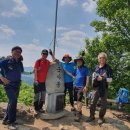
[21,41,45,67]
[82,0,96,13]
[1,0,28,17]
[0,24,16,37]
[60,0,77,6]
[48,26,69,33]
[57,27,69,31]
[79,24,86,29]
[58,30,86,50]
[0,40,45,67]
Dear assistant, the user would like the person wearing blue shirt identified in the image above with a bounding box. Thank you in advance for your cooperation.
[73,56,90,122]
[0,46,24,129]
[61,54,76,111]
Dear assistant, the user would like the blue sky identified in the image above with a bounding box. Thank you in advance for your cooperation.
[0,0,101,66]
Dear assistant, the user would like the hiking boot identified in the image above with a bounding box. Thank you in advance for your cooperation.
[98,118,105,125]
[2,120,12,125]
[74,111,82,122]
[39,109,45,113]
[2,120,8,125]
[86,116,95,122]
[8,123,17,130]
[2,120,18,126]
[71,107,76,111]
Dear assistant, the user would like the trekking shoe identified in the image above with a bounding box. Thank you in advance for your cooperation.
[98,118,105,125]
[86,116,95,122]
[39,109,45,113]
[2,120,12,125]
[71,107,76,111]
[74,111,82,122]
[2,120,8,125]
[8,123,17,130]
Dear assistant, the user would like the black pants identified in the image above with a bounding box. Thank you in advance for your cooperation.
[64,82,74,106]
[34,82,46,111]
[90,87,108,118]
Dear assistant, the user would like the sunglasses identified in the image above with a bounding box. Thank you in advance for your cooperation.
[42,53,48,55]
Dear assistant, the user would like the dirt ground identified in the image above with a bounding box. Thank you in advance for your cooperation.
[0,103,130,130]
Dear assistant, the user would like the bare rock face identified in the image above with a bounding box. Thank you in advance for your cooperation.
[0,103,34,122]
[0,104,130,130]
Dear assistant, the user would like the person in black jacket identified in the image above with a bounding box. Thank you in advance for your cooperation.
[86,52,112,125]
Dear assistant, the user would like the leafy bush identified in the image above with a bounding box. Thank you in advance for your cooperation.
[0,82,34,106]
[18,82,34,106]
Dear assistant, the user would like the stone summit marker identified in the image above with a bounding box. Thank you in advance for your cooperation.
[40,61,67,120]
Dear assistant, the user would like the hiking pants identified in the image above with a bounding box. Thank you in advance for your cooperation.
[64,82,74,106]
[90,87,108,118]
[34,82,46,111]
[4,84,20,123]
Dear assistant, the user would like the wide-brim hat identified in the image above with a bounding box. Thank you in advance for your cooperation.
[74,56,85,64]
[62,54,72,62]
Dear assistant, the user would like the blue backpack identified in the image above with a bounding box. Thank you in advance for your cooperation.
[116,88,129,104]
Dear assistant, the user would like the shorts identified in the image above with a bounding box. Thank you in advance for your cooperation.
[74,87,84,102]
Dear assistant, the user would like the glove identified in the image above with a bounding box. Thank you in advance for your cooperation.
[49,49,53,56]
[81,50,85,57]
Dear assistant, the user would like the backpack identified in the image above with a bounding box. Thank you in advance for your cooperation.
[116,88,129,104]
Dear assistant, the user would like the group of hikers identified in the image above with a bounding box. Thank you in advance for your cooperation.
[0,46,112,129]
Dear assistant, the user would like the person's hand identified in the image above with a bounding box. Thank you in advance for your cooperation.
[34,80,39,86]
[97,75,103,81]
[83,86,88,93]
[0,77,10,85]
[72,75,75,79]
[81,50,85,57]
[49,49,53,56]
[64,70,75,79]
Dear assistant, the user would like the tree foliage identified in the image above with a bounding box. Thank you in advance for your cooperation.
[0,83,34,106]
[85,0,130,98]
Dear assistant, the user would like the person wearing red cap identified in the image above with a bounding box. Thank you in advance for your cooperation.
[61,54,76,111]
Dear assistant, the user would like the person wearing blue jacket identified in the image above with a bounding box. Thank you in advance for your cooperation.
[61,54,76,111]
[73,56,90,122]
[0,46,24,129]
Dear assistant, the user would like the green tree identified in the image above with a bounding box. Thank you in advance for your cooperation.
[85,0,130,98]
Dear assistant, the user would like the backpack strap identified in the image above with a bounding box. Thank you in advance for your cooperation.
[37,59,42,68]
[36,59,42,71]
[37,59,50,71]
